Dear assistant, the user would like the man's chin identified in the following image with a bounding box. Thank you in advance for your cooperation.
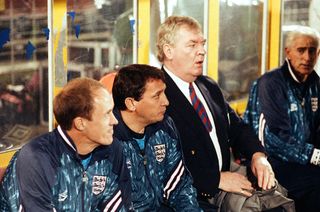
[103,138,113,146]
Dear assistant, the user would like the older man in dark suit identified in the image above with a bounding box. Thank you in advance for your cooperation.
[156,15,275,210]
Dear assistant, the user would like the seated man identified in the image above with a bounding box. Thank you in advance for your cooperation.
[0,78,131,211]
[157,15,275,211]
[244,26,320,212]
[112,64,202,211]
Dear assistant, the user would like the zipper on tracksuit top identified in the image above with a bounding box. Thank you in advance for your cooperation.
[79,153,91,212]
[81,170,88,212]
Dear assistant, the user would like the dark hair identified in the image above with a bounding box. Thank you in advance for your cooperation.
[112,64,165,110]
[53,77,105,130]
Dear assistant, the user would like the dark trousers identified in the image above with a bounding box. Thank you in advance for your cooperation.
[270,157,320,212]
[198,198,218,212]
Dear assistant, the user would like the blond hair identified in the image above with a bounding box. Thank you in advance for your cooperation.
[156,16,202,62]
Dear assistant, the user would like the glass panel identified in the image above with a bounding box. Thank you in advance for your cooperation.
[149,0,205,67]
[0,0,48,153]
[218,0,264,101]
[66,0,134,81]
[281,0,319,72]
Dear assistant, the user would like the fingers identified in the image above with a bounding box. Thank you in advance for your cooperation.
[219,171,254,195]
[251,155,276,190]
[238,188,252,197]
[256,167,275,190]
[267,171,276,189]
[237,174,253,196]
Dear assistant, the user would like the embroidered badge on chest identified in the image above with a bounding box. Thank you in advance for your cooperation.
[154,144,166,162]
[92,176,107,195]
[290,103,298,111]
[58,190,68,202]
[311,97,318,112]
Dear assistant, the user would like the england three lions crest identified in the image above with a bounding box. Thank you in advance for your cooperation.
[154,144,166,162]
[311,97,318,112]
[92,176,107,195]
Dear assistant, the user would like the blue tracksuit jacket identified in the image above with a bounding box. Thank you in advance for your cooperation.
[0,126,132,212]
[113,109,201,211]
[243,60,320,164]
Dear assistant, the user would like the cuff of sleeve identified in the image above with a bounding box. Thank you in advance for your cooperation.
[310,148,320,166]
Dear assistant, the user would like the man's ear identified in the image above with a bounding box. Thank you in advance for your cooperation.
[74,117,85,131]
[124,97,136,111]
[163,44,173,60]
[285,47,291,60]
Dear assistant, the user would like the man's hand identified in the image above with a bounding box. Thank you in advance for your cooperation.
[219,171,254,197]
[251,152,275,190]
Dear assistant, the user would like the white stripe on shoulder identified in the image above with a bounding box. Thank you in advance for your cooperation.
[258,113,266,146]
[57,125,76,151]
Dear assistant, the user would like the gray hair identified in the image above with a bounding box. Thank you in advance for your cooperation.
[285,25,320,49]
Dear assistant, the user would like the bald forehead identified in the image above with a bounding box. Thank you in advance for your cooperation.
[93,87,111,102]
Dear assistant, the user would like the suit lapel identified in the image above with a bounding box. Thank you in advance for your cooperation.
[195,78,230,169]
[163,70,218,161]
[164,70,206,130]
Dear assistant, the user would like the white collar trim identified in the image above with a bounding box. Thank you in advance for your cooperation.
[286,58,301,83]
[57,125,76,151]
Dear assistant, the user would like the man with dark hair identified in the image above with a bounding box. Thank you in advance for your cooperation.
[0,77,131,211]
[112,64,201,211]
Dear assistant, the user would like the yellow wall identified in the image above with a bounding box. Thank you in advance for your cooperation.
[0,151,15,168]
[268,0,282,70]
[137,0,150,64]
[207,0,219,81]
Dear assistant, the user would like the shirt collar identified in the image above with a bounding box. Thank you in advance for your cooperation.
[163,65,191,100]
[286,58,302,83]
[57,125,77,152]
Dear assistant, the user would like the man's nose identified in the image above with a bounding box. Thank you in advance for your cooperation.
[198,47,206,56]
[111,112,118,125]
[162,94,169,106]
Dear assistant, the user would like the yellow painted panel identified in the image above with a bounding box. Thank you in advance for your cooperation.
[53,0,67,91]
[0,0,5,11]
[53,1,67,54]
[207,0,219,80]
[138,0,150,64]
[229,98,248,116]
[268,0,281,70]
[0,150,16,168]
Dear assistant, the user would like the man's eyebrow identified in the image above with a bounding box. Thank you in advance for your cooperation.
[153,89,163,95]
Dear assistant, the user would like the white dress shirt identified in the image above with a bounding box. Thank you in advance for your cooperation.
[164,66,223,170]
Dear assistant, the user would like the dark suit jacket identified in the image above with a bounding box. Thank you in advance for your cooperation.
[163,69,265,198]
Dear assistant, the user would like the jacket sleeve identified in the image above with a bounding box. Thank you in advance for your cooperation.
[102,139,133,211]
[258,76,314,164]
[16,144,56,212]
[202,75,265,160]
[228,102,266,159]
[164,117,202,211]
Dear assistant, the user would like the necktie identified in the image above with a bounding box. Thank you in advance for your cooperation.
[189,83,212,132]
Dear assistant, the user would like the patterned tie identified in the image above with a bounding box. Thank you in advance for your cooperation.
[189,83,212,132]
